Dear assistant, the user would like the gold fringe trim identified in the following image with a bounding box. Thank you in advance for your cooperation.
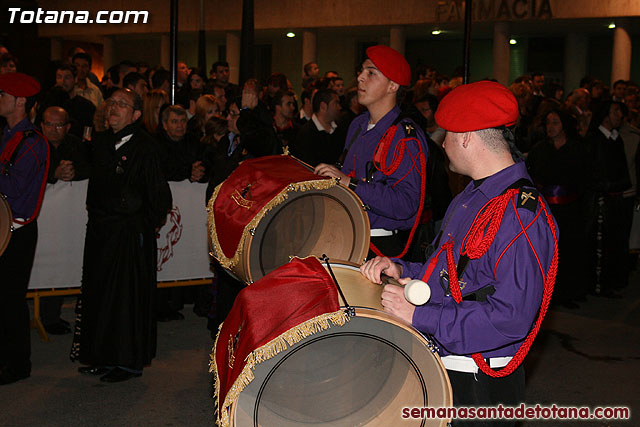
[210,310,350,427]
[207,171,337,275]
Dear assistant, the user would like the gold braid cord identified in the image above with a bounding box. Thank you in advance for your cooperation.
[207,177,337,272]
[209,310,350,427]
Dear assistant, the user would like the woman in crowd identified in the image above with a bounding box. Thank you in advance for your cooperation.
[187,94,220,141]
[143,89,169,134]
[527,109,591,308]
[177,67,207,113]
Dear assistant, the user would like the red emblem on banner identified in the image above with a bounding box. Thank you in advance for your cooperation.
[157,205,183,271]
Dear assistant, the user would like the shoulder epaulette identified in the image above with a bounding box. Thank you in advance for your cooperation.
[517,187,539,213]
[402,121,417,137]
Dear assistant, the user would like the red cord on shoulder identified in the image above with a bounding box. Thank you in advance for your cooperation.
[444,190,558,378]
[493,197,543,281]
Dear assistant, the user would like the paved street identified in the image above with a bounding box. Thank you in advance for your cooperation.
[0,274,637,426]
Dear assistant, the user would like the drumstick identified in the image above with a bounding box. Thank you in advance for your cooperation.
[290,155,315,172]
[381,275,431,305]
[381,274,403,287]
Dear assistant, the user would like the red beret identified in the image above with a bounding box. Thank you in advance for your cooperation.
[0,72,40,97]
[366,45,411,87]
[435,81,519,132]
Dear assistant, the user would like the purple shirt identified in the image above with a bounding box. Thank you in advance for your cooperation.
[341,106,428,230]
[0,118,48,220]
[396,161,557,358]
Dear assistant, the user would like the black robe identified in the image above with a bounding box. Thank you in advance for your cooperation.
[71,124,172,370]
[527,137,591,301]
[583,129,632,293]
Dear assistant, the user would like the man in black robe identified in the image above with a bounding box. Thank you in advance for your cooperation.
[72,88,172,383]
[584,101,631,298]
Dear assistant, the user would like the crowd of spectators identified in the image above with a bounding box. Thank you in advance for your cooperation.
[1,43,638,384]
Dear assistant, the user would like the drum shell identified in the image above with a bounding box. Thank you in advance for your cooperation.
[0,194,12,257]
[229,262,452,426]
[224,185,370,284]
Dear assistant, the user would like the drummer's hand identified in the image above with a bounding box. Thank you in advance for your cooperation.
[360,256,402,284]
[314,163,349,186]
[381,282,415,324]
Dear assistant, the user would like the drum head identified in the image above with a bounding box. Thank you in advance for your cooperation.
[246,186,369,283]
[232,308,452,427]
[0,195,12,257]
[325,261,384,311]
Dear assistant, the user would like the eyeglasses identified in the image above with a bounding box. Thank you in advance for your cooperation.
[106,98,133,109]
[42,121,67,129]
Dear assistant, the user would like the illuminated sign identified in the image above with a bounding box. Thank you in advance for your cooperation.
[436,0,553,21]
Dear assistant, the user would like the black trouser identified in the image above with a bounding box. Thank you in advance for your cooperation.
[40,296,64,325]
[0,221,37,374]
[601,195,631,292]
[209,265,245,331]
[447,365,525,427]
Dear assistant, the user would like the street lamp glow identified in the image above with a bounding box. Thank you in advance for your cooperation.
[509,39,517,45]
[286,32,296,38]
[432,30,442,35]
[608,23,616,29]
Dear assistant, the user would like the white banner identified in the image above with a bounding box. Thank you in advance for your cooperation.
[28,180,213,290]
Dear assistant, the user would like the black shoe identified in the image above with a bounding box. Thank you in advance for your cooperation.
[99,368,141,383]
[78,366,111,376]
[157,311,185,322]
[0,367,30,385]
[44,321,72,335]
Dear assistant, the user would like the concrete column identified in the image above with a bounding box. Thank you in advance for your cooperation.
[102,37,114,75]
[611,19,632,85]
[492,22,510,86]
[389,26,406,56]
[302,30,317,71]
[160,34,170,70]
[50,38,63,61]
[564,33,588,95]
[226,32,241,85]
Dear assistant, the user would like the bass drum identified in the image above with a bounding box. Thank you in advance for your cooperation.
[231,262,452,427]
[0,194,12,257]
[210,156,370,284]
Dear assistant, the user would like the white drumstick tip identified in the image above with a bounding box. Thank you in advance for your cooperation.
[404,280,431,305]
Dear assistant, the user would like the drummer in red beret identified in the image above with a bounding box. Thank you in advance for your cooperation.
[360,80,558,425]
[315,45,429,259]
[0,72,49,385]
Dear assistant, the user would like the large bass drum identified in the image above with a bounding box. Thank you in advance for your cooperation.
[230,261,452,426]
[209,156,370,284]
[0,194,12,257]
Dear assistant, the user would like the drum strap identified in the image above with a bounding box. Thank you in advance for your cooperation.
[421,188,558,378]
[0,129,50,225]
[335,127,361,169]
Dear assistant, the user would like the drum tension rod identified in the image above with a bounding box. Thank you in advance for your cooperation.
[321,254,355,317]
